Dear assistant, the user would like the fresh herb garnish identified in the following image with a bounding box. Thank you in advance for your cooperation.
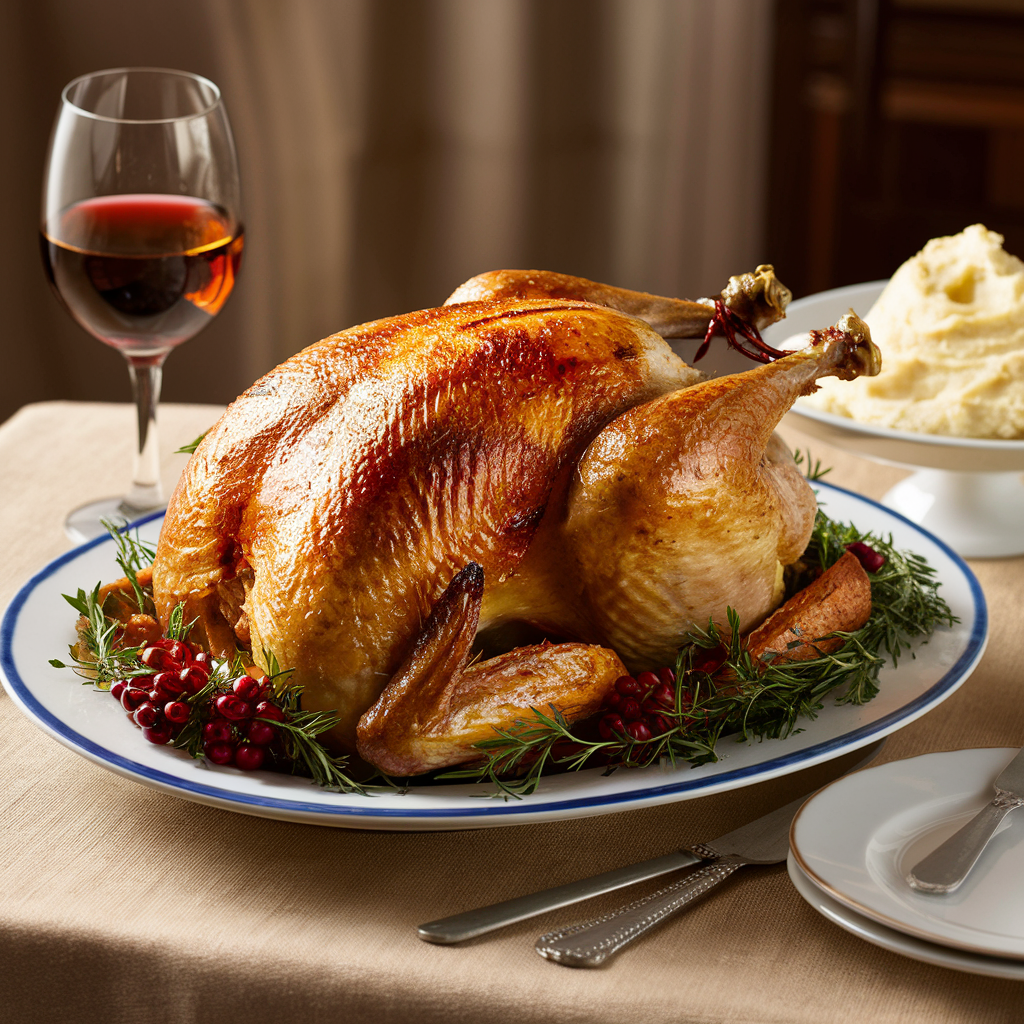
[792,448,830,482]
[49,584,149,687]
[175,431,208,455]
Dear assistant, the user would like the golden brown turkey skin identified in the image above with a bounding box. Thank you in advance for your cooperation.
[153,297,699,752]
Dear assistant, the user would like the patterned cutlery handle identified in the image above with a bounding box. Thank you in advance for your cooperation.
[535,856,745,967]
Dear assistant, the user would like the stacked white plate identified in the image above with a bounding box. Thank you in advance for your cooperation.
[789,748,1024,978]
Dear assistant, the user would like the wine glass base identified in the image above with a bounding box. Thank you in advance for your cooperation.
[64,496,163,545]
[881,470,1024,559]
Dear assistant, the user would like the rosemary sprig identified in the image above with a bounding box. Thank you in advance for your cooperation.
[265,699,368,794]
[49,585,150,687]
[102,519,157,614]
[175,431,208,455]
[792,448,830,482]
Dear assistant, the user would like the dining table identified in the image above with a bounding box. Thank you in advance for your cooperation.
[1,398,1022,1024]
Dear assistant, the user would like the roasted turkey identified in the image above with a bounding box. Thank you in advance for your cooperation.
[152,268,880,774]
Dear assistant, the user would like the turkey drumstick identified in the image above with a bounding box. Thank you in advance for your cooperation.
[563,313,880,669]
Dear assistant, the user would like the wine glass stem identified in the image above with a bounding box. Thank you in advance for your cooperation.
[122,353,168,514]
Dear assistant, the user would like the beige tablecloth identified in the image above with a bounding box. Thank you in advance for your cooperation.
[1,401,1022,1024]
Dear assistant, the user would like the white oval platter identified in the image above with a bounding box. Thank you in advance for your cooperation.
[0,482,986,831]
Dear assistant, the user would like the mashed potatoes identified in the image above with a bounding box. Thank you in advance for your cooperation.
[803,224,1024,438]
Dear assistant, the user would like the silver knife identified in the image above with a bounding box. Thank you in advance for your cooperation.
[908,747,1024,894]
[418,741,883,947]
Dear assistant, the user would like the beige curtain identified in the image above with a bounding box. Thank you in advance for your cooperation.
[0,0,772,424]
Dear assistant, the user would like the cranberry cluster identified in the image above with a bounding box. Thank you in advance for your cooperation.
[108,638,286,772]
[599,667,678,744]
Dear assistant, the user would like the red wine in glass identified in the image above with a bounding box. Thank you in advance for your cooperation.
[41,194,244,353]
[42,68,243,542]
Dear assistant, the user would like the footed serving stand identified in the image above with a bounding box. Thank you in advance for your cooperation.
[882,470,1024,559]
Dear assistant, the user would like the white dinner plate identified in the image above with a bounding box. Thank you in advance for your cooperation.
[791,748,1024,960]
[0,483,987,831]
[787,853,1024,980]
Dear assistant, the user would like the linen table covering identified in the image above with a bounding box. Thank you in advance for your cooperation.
[1,401,1022,1024]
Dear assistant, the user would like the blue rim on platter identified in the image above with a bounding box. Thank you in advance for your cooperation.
[0,482,988,830]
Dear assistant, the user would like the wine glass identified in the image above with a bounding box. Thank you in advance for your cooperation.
[41,68,243,542]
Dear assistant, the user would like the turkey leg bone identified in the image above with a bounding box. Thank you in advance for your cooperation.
[446,265,792,340]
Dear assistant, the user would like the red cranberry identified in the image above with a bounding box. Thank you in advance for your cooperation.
[657,666,676,687]
[232,676,263,702]
[598,713,625,741]
[170,640,193,665]
[234,744,266,771]
[164,701,191,724]
[614,675,643,698]
[143,721,174,745]
[636,670,659,692]
[626,721,652,743]
[203,719,233,743]
[247,720,277,745]
[110,681,128,701]
[845,541,886,573]
[604,691,622,710]
[149,638,191,663]
[178,665,209,694]
[120,687,149,712]
[140,646,176,670]
[204,741,235,765]
[133,702,162,728]
[255,701,286,723]
[647,714,672,735]
[692,644,728,675]
[215,694,253,721]
[152,671,180,699]
[618,697,642,722]
[651,684,675,708]
[192,651,212,670]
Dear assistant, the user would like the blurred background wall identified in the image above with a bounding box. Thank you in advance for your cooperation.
[6,0,1024,429]
[0,0,772,426]
[770,0,1024,294]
